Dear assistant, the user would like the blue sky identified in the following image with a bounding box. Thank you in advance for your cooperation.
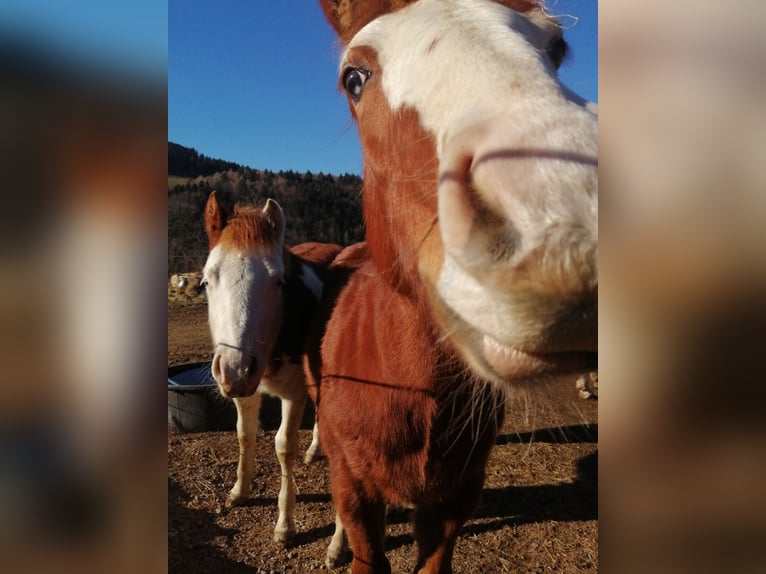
[169,0,597,175]
[0,1,167,79]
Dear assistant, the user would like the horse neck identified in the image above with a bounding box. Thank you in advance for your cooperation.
[270,247,319,364]
[362,165,439,299]
[280,246,311,321]
[282,246,301,289]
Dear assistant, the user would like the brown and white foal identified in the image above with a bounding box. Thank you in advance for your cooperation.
[309,0,598,572]
[203,191,341,542]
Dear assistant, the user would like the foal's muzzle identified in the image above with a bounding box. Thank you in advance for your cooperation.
[211,344,260,398]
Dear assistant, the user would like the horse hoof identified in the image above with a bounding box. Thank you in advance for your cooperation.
[225,494,248,509]
[325,550,348,570]
[273,527,296,544]
[304,449,323,464]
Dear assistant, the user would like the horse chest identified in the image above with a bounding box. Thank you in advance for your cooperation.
[259,360,305,402]
[320,263,501,504]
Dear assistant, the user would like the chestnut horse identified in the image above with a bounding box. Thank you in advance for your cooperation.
[203,191,342,542]
[308,0,598,572]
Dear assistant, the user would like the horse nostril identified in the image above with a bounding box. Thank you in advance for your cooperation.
[247,355,257,377]
[212,354,222,382]
[439,168,515,271]
[439,167,477,255]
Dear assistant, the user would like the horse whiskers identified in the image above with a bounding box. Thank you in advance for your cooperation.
[453,387,504,482]
[197,359,234,406]
[438,366,504,469]
[435,322,463,346]
[389,172,440,183]
[389,166,440,185]
[504,373,595,453]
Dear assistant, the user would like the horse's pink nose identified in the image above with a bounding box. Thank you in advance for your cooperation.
[211,353,234,396]
[211,352,257,398]
[438,111,598,298]
[211,353,223,384]
[436,111,598,355]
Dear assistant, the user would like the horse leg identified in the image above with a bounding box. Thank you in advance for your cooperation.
[331,469,389,574]
[273,395,305,543]
[227,393,262,506]
[412,508,461,574]
[412,479,484,574]
[304,420,321,464]
[325,510,349,569]
[345,499,389,574]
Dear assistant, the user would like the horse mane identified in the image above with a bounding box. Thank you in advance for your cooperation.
[219,204,281,251]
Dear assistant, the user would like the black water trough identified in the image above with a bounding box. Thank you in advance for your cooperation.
[167,362,236,433]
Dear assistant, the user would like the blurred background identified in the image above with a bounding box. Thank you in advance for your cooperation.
[0,1,166,573]
[599,0,766,571]
[0,0,764,572]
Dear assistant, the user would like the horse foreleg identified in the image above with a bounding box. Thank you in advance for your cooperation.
[331,470,389,574]
[413,478,483,574]
[228,393,262,506]
[325,510,348,569]
[274,395,305,543]
[413,509,462,574]
[304,420,321,464]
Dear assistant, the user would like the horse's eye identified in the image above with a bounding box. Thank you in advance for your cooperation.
[200,277,209,290]
[342,67,370,102]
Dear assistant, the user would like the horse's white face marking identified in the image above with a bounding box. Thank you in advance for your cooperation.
[343,0,598,384]
[204,243,284,397]
[345,0,585,153]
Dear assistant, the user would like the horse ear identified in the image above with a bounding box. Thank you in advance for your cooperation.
[319,0,415,44]
[263,198,285,243]
[318,0,350,41]
[204,191,227,250]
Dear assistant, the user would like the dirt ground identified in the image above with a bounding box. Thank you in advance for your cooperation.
[168,299,598,573]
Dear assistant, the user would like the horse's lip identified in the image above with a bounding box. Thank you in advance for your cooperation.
[481,334,593,380]
[221,377,261,399]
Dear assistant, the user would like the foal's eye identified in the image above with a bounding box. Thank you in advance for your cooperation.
[342,67,370,102]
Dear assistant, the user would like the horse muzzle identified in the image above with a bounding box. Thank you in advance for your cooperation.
[211,346,261,398]
[435,107,598,384]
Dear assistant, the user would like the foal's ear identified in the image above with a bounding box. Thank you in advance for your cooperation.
[319,0,415,44]
[204,191,227,250]
[263,198,285,244]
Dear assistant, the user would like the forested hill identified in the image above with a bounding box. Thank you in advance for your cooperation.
[168,146,364,275]
[169,142,243,178]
